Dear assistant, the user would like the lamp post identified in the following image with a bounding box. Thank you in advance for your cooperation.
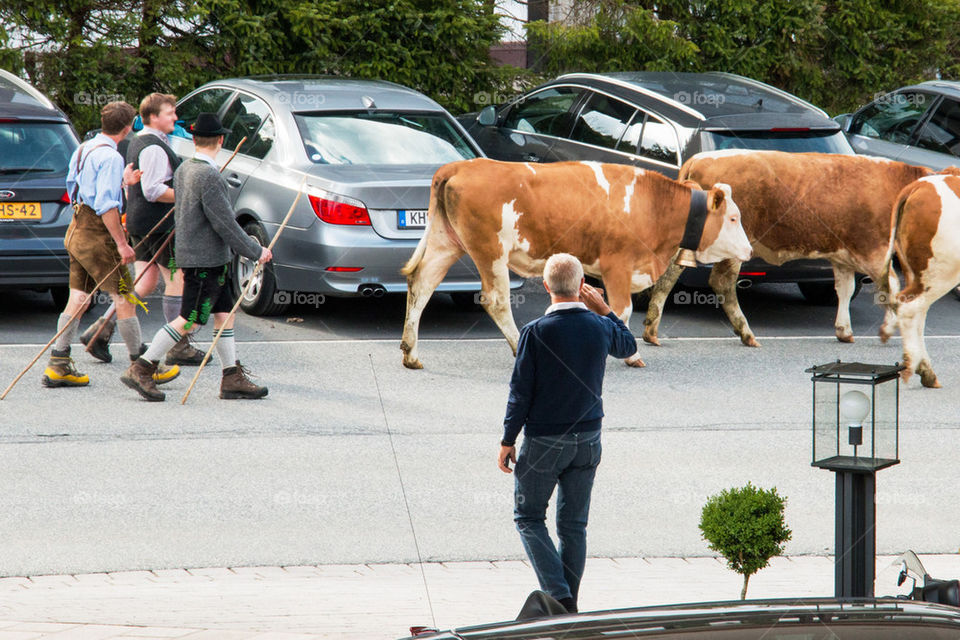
[806,360,904,598]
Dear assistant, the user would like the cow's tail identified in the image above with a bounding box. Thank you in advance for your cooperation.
[878,186,912,312]
[401,169,453,277]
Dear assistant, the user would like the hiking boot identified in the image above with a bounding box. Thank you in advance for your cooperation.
[220,361,268,399]
[165,334,206,366]
[79,317,115,363]
[120,358,165,401]
[135,344,181,384]
[41,349,89,387]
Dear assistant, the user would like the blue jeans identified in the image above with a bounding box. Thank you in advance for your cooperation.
[513,430,601,604]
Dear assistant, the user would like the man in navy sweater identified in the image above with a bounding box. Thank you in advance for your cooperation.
[498,253,637,614]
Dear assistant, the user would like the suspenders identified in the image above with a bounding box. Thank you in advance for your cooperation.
[70,142,113,206]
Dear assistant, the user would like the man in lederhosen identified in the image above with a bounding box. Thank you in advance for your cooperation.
[42,102,180,387]
[122,113,271,402]
[80,93,206,366]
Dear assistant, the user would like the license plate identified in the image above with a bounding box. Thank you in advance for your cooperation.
[0,202,41,221]
[397,209,427,229]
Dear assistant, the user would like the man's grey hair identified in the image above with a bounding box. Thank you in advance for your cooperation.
[544,253,584,298]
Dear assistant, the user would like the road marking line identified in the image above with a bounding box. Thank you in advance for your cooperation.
[5,335,960,349]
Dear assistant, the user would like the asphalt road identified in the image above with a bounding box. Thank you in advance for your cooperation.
[0,279,958,576]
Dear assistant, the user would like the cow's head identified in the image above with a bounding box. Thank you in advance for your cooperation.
[696,183,752,264]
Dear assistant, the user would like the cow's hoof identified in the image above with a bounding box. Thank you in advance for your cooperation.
[625,356,646,368]
[878,329,892,344]
[741,334,760,348]
[641,328,660,346]
[402,358,423,370]
[918,364,941,388]
[900,368,913,383]
[836,332,855,343]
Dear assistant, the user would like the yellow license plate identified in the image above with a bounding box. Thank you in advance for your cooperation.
[0,202,42,220]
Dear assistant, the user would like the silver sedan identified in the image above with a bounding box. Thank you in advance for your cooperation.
[168,76,520,315]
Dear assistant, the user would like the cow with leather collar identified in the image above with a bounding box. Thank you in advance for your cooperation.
[400,158,752,369]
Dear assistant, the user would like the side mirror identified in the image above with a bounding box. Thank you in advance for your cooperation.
[833,113,852,132]
[478,105,497,127]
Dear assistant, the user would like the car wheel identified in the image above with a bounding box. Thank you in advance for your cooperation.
[798,279,863,306]
[49,286,69,309]
[450,291,482,311]
[232,221,289,316]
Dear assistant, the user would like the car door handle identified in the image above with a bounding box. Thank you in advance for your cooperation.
[522,153,541,162]
[226,174,243,187]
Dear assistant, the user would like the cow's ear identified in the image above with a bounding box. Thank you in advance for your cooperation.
[709,183,733,210]
[709,187,725,210]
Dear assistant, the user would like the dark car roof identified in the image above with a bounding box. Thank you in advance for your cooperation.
[549,72,838,131]
[409,598,960,639]
[0,71,70,122]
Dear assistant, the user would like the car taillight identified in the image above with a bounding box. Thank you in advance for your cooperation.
[739,271,766,277]
[309,193,371,226]
[59,191,70,204]
[325,266,364,272]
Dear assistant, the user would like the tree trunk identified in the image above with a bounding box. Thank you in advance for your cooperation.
[741,572,750,600]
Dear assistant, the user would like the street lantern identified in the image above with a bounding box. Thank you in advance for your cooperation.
[806,360,905,599]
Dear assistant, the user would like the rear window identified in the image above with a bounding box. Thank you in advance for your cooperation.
[0,122,77,177]
[702,130,853,154]
[294,112,477,165]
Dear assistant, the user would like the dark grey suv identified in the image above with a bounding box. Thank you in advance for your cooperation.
[0,69,80,307]
[461,72,855,296]
[837,80,960,170]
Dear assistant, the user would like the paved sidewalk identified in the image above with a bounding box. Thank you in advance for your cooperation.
[1,554,958,639]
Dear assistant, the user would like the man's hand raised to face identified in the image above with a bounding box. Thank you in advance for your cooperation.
[579,282,612,316]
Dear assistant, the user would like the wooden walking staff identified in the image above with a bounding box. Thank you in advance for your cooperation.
[181,175,307,405]
[83,136,248,349]
[0,136,249,400]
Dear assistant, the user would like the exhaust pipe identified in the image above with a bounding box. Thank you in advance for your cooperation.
[736,279,753,290]
[358,284,387,298]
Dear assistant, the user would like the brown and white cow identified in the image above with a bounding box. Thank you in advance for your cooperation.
[877,171,960,388]
[400,158,752,369]
[642,150,932,347]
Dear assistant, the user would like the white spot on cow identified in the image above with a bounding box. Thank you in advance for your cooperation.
[631,272,653,292]
[581,161,610,195]
[498,200,545,278]
[497,200,521,268]
[525,163,536,175]
[693,149,758,160]
[927,178,960,273]
[624,178,635,214]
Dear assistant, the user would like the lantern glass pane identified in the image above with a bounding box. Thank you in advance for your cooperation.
[874,378,899,462]
[813,379,839,464]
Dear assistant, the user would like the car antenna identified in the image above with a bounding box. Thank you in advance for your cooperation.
[369,354,437,628]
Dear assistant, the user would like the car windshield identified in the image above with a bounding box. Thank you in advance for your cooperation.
[294,111,477,165]
[0,122,77,176]
[703,130,853,154]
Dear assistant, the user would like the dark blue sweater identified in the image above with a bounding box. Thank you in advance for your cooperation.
[502,307,637,444]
